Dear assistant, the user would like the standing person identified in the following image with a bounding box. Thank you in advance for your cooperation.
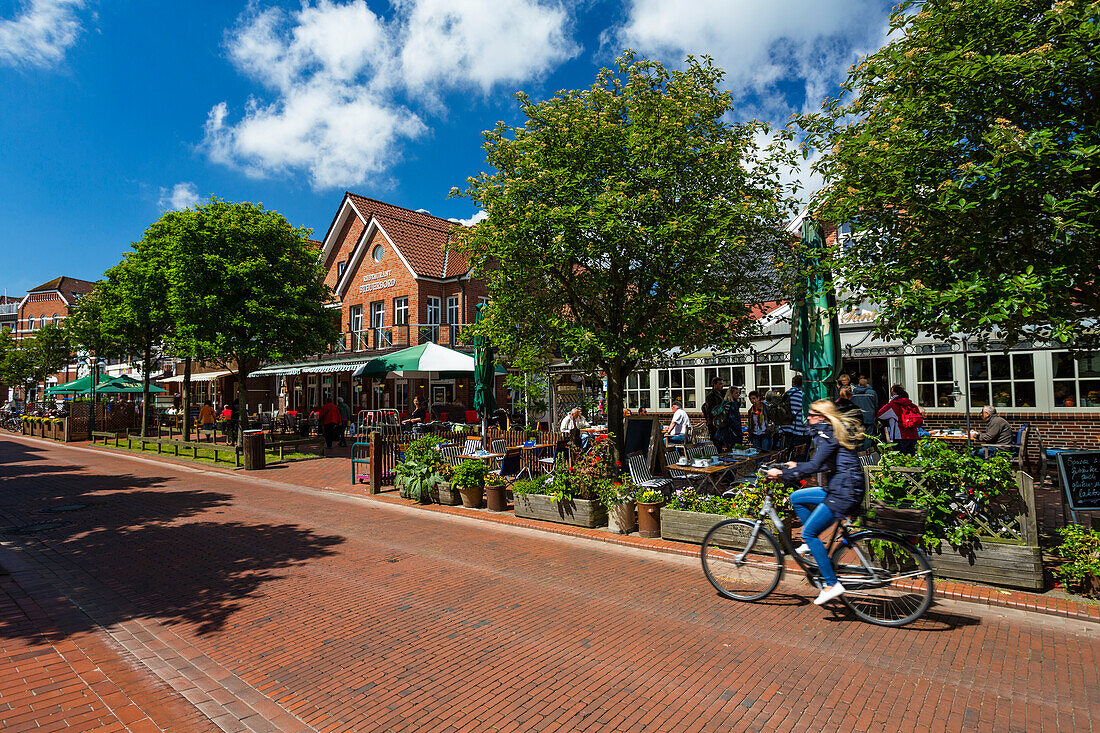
[227,399,239,445]
[836,373,852,392]
[850,375,879,439]
[779,375,810,451]
[198,400,216,443]
[665,399,691,444]
[747,391,774,451]
[766,399,866,606]
[336,396,352,447]
[727,386,744,447]
[319,395,340,449]
[877,385,923,455]
[703,377,731,452]
[835,386,865,424]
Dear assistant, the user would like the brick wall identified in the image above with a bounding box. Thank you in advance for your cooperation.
[17,291,68,338]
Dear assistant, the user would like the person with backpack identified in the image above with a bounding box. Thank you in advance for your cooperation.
[877,385,924,455]
[747,391,774,450]
[778,375,810,451]
[703,377,728,450]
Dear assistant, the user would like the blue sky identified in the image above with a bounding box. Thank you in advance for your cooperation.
[0,0,894,294]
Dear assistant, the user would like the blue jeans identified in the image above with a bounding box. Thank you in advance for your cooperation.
[751,433,773,451]
[666,434,685,444]
[790,487,839,586]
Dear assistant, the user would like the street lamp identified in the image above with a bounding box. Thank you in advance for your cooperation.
[949,379,972,450]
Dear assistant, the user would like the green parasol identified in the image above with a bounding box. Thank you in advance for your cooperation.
[95,375,166,394]
[789,219,843,417]
[472,303,496,422]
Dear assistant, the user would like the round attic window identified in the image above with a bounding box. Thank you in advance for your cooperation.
[372,245,383,262]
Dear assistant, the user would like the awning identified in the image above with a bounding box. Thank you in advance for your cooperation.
[249,366,302,377]
[300,362,373,374]
[158,370,233,383]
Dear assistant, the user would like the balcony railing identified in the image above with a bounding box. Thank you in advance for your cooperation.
[0,303,17,316]
[334,323,474,354]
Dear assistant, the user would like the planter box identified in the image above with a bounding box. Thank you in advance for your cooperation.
[930,540,1044,591]
[513,493,607,528]
[661,508,724,544]
[432,482,462,506]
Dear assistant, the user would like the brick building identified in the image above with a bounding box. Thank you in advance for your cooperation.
[16,276,95,339]
[246,193,506,418]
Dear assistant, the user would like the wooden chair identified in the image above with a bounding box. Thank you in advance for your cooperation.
[627,452,672,495]
[441,445,462,467]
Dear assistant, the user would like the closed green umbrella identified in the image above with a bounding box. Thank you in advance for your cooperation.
[789,219,843,417]
[472,303,496,427]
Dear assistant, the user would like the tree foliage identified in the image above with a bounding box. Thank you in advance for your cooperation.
[0,324,72,399]
[453,52,796,460]
[152,199,338,437]
[798,0,1100,347]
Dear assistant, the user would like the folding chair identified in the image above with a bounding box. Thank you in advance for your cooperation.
[627,452,672,496]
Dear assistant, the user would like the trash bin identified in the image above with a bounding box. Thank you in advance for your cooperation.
[242,429,266,470]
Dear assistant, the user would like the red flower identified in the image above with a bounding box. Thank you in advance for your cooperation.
[568,466,574,472]
[594,456,601,461]
[615,461,621,466]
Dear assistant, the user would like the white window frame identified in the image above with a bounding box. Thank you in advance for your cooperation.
[657,367,697,410]
[915,355,958,409]
[753,364,786,397]
[393,297,408,325]
[968,352,1037,410]
[446,295,460,325]
[1051,350,1100,409]
[626,371,651,410]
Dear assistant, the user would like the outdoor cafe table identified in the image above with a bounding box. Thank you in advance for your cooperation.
[671,460,741,495]
[520,443,554,473]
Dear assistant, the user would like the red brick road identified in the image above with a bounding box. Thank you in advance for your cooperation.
[1,435,1098,732]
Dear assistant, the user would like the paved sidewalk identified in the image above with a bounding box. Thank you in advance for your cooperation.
[2,434,1099,732]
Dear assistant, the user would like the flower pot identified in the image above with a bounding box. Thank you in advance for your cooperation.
[485,484,508,512]
[637,501,663,538]
[607,500,636,535]
[458,484,484,509]
[432,481,462,506]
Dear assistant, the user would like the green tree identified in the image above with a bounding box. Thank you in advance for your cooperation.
[151,199,338,442]
[798,0,1100,347]
[453,52,796,463]
[1,324,72,403]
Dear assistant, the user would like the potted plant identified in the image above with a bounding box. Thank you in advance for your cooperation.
[596,477,638,534]
[635,488,664,538]
[452,459,489,509]
[512,469,608,528]
[485,471,508,512]
[395,435,447,503]
[994,391,1011,407]
[1054,525,1100,598]
[432,462,461,505]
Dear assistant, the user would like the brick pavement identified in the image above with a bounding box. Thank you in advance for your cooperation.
[1,434,1099,732]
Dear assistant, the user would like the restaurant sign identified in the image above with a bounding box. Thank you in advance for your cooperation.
[838,307,878,325]
[359,270,396,294]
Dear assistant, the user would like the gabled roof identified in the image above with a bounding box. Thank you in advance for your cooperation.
[341,193,467,279]
[29,276,96,294]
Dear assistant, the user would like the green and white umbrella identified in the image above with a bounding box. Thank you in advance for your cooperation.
[789,218,843,416]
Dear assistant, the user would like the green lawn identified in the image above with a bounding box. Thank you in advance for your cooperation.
[97,440,323,467]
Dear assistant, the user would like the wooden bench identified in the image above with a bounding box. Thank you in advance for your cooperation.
[266,435,325,460]
[118,433,241,466]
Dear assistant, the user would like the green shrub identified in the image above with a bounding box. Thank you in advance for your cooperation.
[512,475,553,496]
[404,435,446,471]
[1054,524,1100,597]
[451,459,489,489]
[395,458,442,504]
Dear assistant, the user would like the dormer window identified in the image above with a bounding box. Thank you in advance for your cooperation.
[337,260,347,280]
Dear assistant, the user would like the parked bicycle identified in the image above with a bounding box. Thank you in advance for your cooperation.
[700,467,934,627]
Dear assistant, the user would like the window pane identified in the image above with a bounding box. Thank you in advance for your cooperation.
[991,382,1012,406]
[935,357,953,381]
[917,384,936,408]
[684,391,697,409]
[1053,381,1075,408]
[639,392,651,409]
[1052,352,1075,379]
[918,358,934,382]
[1012,354,1034,380]
[684,370,695,389]
[731,367,745,386]
[971,383,989,407]
[1079,355,1100,378]
[671,370,682,389]
[1014,382,1035,408]
[969,356,988,380]
[755,366,771,386]
[658,371,669,389]
[936,384,956,408]
[990,355,1010,380]
[1081,381,1100,407]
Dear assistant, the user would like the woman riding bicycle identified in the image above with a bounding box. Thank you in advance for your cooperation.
[766,398,865,606]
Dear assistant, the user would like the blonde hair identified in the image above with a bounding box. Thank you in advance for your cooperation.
[808,399,863,450]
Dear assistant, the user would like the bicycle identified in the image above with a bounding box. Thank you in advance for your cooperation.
[700,468,934,627]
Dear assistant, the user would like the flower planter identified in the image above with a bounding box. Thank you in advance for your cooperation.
[607,500,636,535]
[660,508,721,544]
[929,539,1044,591]
[636,501,663,538]
[513,493,607,528]
[457,484,485,509]
[485,484,508,512]
[432,481,462,506]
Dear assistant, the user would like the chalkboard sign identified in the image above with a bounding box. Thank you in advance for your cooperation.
[624,416,661,464]
[1057,451,1100,511]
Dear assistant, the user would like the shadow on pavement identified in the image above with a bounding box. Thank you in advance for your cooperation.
[0,437,347,640]
[820,603,982,631]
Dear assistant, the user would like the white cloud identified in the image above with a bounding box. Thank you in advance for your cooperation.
[0,0,85,68]
[614,0,892,123]
[449,210,488,226]
[205,0,576,189]
[159,182,201,211]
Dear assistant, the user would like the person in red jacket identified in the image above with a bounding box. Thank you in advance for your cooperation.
[319,395,340,449]
[877,385,923,455]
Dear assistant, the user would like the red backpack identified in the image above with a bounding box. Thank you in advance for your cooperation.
[898,402,924,429]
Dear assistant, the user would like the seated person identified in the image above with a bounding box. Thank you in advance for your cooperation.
[560,407,591,450]
[490,408,510,430]
[970,406,1013,456]
[402,396,428,426]
[666,400,690,444]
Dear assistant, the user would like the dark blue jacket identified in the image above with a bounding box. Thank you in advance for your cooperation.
[781,423,865,518]
[850,385,878,426]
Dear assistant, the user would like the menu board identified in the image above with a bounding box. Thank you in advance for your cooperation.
[1056,451,1100,511]
[625,416,661,463]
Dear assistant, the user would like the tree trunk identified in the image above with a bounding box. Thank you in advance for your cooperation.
[181,356,192,442]
[604,361,630,472]
[141,347,152,438]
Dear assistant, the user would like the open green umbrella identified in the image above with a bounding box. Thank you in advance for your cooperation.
[96,375,166,394]
[472,303,496,425]
[44,374,103,395]
[789,218,843,417]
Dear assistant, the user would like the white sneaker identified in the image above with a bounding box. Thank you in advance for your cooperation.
[794,543,811,556]
[813,582,846,606]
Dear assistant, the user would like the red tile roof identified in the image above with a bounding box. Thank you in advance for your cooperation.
[28,276,97,295]
[345,193,469,279]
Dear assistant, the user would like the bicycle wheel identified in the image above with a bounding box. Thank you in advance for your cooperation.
[701,518,783,601]
[830,531,934,627]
